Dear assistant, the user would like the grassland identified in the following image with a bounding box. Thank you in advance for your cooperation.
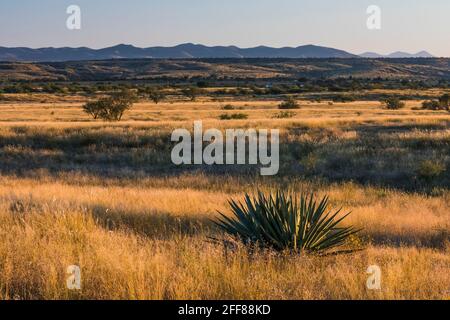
[0,94,449,300]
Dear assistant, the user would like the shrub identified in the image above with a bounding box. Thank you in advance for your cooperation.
[422,95,450,111]
[82,89,137,121]
[237,87,252,95]
[42,83,65,94]
[439,93,449,110]
[182,87,202,101]
[250,86,266,95]
[215,191,360,254]
[382,97,405,110]
[147,89,166,104]
[279,97,300,110]
[330,94,356,103]
[421,100,442,110]
[219,113,248,120]
[4,83,36,94]
[273,111,296,119]
[300,153,319,173]
[222,104,236,110]
[196,81,209,88]
[416,160,446,182]
[83,99,108,120]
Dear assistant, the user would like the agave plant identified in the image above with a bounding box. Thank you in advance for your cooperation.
[215,191,360,254]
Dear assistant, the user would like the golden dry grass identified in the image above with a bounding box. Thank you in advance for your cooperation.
[1,98,449,123]
[0,96,449,300]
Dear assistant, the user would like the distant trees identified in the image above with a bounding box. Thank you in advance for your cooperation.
[421,100,442,110]
[382,97,405,110]
[2,83,34,94]
[196,81,209,88]
[182,87,202,101]
[279,96,300,109]
[42,83,67,94]
[83,89,137,121]
[330,94,356,103]
[439,93,450,110]
[147,88,166,104]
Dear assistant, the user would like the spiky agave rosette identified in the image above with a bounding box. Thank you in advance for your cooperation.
[215,191,362,255]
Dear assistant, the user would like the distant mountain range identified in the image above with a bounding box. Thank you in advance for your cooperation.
[0,43,437,62]
[0,44,357,61]
[359,51,434,58]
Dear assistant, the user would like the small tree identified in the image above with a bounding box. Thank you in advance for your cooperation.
[182,87,201,101]
[439,93,449,110]
[279,96,300,109]
[421,94,450,111]
[382,97,405,110]
[147,89,166,104]
[83,100,107,120]
[422,100,441,110]
[82,89,137,121]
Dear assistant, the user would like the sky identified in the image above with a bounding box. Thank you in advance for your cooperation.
[0,0,449,56]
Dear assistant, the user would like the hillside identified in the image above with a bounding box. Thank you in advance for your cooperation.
[0,58,449,82]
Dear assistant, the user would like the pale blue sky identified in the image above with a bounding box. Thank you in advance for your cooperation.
[0,0,448,56]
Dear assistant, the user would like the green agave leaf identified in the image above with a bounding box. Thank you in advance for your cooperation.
[214,191,361,255]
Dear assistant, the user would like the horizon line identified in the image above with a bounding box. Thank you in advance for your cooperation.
[0,43,445,58]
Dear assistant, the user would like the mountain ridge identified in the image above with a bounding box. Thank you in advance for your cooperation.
[0,43,440,62]
[360,51,435,58]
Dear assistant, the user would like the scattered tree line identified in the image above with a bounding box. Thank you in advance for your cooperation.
[1,77,448,97]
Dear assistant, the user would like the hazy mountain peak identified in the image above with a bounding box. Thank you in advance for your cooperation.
[359,50,434,58]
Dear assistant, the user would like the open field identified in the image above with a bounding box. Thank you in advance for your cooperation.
[0,95,449,300]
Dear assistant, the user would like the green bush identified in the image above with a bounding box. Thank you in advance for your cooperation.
[422,100,442,110]
[215,191,360,254]
[196,81,209,88]
[439,93,449,110]
[279,96,300,109]
[273,111,296,119]
[219,113,248,120]
[147,89,166,104]
[422,95,449,111]
[222,104,236,110]
[416,160,446,182]
[182,87,202,101]
[382,97,405,110]
[330,94,356,103]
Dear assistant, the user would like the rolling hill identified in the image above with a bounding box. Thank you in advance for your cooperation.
[0,58,449,82]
